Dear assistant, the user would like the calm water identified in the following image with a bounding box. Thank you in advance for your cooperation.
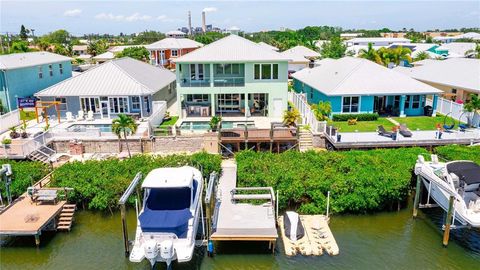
[1,202,479,270]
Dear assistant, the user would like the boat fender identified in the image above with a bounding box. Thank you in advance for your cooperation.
[207,240,214,257]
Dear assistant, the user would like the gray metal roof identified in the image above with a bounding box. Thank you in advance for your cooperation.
[174,35,290,63]
[292,57,442,96]
[35,57,175,97]
[0,51,72,70]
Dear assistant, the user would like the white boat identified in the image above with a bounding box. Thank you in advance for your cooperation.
[129,166,203,268]
[414,155,480,227]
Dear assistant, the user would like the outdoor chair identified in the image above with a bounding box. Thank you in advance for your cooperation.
[377,125,394,138]
[399,124,413,137]
[76,110,84,121]
[66,112,74,122]
[86,111,94,121]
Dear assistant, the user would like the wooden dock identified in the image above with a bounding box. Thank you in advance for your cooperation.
[278,215,339,256]
[210,160,278,248]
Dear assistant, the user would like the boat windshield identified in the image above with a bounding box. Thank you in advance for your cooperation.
[146,187,192,210]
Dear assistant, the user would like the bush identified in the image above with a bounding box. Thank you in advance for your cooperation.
[236,148,427,214]
[435,145,480,164]
[0,160,50,199]
[332,113,379,122]
[50,153,221,211]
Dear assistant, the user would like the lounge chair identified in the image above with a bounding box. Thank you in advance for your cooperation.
[377,125,394,138]
[76,110,84,121]
[86,110,94,121]
[399,124,412,137]
[66,112,74,122]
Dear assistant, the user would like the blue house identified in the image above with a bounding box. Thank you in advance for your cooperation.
[35,57,176,119]
[0,52,72,112]
[292,57,443,117]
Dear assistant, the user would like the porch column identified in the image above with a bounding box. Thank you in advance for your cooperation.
[244,93,249,117]
[432,95,438,117]
[400,95,406,117]
[178,94,183,118]
[210,63,214,87]
[139,95,144,118]
[211,93,215,116]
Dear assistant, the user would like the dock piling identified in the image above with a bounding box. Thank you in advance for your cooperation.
[442,195,455,247]
[413,175,422,218]
[35,234,40,247]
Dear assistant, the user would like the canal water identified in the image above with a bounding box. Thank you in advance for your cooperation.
[1,203,479,270]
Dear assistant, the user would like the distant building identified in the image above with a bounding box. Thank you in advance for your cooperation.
[346,37,411,56]
[145,38,203,68]
[0,52,72,112]
[166,30,187,38]
[433,32,480,43]
[280,46,320,72]
[340,33,363,40]
[224,26,241,35]
[381,32,407,39]
[72,45,88,56]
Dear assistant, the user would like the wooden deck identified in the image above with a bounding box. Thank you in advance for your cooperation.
[220,127,298,143]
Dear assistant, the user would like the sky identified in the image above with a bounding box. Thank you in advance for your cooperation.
[0,0,479,36]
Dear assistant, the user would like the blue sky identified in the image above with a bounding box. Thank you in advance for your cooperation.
[1,1,479,36]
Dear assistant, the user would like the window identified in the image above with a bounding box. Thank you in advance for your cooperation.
[171,49,178,57]
[310,89,313,100]
[131,96,141,110]
[190,64,204,80]
[109,97,129,114]
[143,96,150,113]
[254,64,279,80]
[186,94,209,103]
[215,64,241,75]
[59,64,63,75]
[55,97,67,111]
[49,64,53,76]
[412,95,420,109]
[342,96,359,113]
[451,89,457,94]
[38,66,43,79]
[405,95,411,108]
[168,83,172,95]
[80,97,100,113]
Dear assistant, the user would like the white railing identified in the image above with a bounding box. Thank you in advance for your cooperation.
[148,101,167,136]
[289,91,327,134]
[434,97,479,127]
[0,109,21,134]
[2,131,54,158]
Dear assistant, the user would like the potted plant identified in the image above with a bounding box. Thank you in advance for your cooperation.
[163,111,172,121]
[282,108,301,127]
[9,127,19,139]
[2,138,12,149]
[435,123,443,139]
[20,122,28,138]
[209,116,222,132]
[391,126,399,141]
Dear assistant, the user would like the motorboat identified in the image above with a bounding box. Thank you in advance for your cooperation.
[414,155,480,227]
[129,166,203,268]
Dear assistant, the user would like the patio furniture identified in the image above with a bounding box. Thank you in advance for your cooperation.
[76,110,85,121]
[377,125,394,138]
[399,124,412,137]
[35,189,58,205]
[66,112,74,122]
[86,111,94,121]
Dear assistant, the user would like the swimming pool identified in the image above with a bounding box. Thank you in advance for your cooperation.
[179,121,255,130]
[67,124,112,133]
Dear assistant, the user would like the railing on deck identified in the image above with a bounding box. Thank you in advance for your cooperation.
[0,109,21,134]
[2,131,54,158]
[289,91,327,134]
[180,78,211,87]
[213,77,245,87]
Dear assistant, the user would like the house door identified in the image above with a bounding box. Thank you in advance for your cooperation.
[100,97,109,119]
[374,96,386,114]
[273,98,283,117]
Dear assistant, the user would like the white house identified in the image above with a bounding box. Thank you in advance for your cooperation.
[280,45,320,72]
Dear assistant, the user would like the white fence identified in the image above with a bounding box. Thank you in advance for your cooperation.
[0,109,21,134]
[289,92,327,134]
[148,101,167,135]
[434,97,480,127]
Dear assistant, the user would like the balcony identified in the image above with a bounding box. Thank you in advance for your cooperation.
[180,78,211,87]
[213,77,245,87]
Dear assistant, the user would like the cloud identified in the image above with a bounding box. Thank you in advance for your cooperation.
[63,9,82,17]
[203,7,218,13]
[95,12,154,22]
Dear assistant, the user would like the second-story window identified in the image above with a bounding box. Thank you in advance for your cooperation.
[59,63,63,75]
[254,64,278,80]
[171,49,178,57]
[38,66,43,79]
[49,64,53,76]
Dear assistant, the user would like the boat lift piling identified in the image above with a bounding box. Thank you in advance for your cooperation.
[119,172,143,257]
[413,174,422,218]
[442,195,455,247]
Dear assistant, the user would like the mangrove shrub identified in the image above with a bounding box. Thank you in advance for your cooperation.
[0,160,50,199]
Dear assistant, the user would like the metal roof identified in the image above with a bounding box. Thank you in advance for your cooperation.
[145,38,203,50]
[280,45,320,63]
[394,58,480,93]
[347,37,411,43]
[292,57,442,96]
[92,51,115,60]
[35,57,175,97]
[0,52,72,70]
[174,34,290,63]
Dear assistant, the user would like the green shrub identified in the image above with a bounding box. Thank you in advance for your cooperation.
[50,153,221,211]
[332,113,379,122]
[435,145,480,164]
[236,148,428,214]
[0,160,50,199]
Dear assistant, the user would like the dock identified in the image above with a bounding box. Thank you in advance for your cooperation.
[210,160,278,248]
[278,215,339,256]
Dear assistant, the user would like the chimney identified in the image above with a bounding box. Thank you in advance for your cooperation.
[202,11,206,33]
[188,11,192,35]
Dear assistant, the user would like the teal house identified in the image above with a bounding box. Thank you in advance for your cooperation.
[292,57,443,117]
[0,52,72,112]
[173,34,290,119]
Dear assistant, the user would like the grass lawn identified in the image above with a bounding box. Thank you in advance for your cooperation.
[392,115,460,131]
[155,116,179,136]
[330,117,395,132]
[159,116,179,127]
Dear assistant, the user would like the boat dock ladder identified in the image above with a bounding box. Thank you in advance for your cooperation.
[57,204,76,231]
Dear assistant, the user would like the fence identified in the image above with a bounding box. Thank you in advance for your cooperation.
[434,97,479,127]
[288,91,327,134]
[148,101,167,136]
[0,109,21,134]
[2,131,54,158]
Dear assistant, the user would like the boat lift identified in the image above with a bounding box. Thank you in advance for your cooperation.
[0,164,13,208]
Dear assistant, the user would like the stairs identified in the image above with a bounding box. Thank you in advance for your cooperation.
[299,129,314,152]
[28,146,56,163]
[57,204,76,231]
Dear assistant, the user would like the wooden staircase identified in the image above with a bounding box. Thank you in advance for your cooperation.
[57,204,76,231]
[299,129,314,152]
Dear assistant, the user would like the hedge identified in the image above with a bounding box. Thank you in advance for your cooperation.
[50,152,221,211]
[435,145,480,164]
[332,113,379,122]
[0,160,51,199]
[236,148,428,214]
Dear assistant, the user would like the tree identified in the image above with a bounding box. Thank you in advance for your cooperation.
[134,31,165,44]
[112,114,138,158]
[10,41,29,53]
[320,36,346,59]
[20,25,29,40]
[194,32,225,45]
[464,94,480,113]
[116,46,149,61]
[465,43,480,59]
[413,51,430,62]
[282,108,301,127]
[87,40,108,56]
[311,101,332,121]
[42,29,70,44]
[358,43,382,64]
[53,43,71,56]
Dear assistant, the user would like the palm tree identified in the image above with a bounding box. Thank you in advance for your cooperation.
[414,51,430,62]
[311,101,332,121]
[465,43,480,59]
[358,43,382,65]
[282,108,301,127]
[112,114,138,158]
[391,46,412,64]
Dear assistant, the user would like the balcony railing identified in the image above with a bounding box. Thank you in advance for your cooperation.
[180,78,211,87]
[213,77,245,87]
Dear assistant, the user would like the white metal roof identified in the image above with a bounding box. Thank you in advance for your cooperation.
[456,32,480,40]
[394,58,480,93]
[35,57,175,97]
[437,42,477,58]
[73,45,88,51]
[258,42,279,51]
[292,57,442,96]
[174,34,290,63]
[0,51,72,70]
[347,37,411,44]
[145,38,203,50]
[76,54,92,60]
[108,45,136,53]
[142,167,195,189]
[280,45,320,63]
[92,51,115,60]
